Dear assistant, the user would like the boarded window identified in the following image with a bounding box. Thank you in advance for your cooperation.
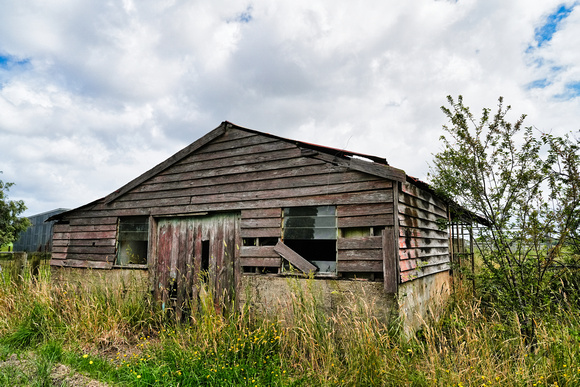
[116,217,149,265]
[282,206,337,273]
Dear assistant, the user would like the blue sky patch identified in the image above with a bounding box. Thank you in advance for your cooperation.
[0,53,30,70]
[527,78,551,89]
[565,82,580,97]
[228,5,253,24]
[554,82,580,99]
[534,4,575,47]
[524,4,577,98]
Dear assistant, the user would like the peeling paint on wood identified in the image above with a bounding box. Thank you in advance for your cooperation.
[153,213,239,319]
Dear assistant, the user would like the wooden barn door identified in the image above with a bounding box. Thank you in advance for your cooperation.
[154,213,239,320]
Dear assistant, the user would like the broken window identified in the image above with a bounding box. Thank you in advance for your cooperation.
[243,237,278,247]
[116,216,149,266]
[282,206,337,273]
[341,226,386,238]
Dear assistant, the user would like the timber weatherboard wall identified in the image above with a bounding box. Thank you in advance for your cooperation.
[398,181,450,282]
[50,121,462,310]
[51,124,403,279]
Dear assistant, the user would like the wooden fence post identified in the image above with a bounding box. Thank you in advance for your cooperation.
[11,252,27,284]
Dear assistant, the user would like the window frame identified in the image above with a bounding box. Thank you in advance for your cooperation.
[281,205,338,274]
[114,216,150,269]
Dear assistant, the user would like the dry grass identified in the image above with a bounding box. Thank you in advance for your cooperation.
[0,271,579,386]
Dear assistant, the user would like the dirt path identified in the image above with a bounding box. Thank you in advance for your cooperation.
[0,354,110,386]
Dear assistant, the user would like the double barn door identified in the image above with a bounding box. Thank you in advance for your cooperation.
[152,213,239,319]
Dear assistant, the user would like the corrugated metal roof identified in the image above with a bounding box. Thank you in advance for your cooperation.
[225,121,389,165]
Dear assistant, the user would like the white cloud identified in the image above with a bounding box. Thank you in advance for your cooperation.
[0,0,579,216]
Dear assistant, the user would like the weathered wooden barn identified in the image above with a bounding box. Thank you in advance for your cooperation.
[49,121,478,326]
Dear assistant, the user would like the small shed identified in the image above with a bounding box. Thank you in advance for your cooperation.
[49,122,479,326]
[13,208,69,253]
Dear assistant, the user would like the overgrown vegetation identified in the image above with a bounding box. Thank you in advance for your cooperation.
[429,95,580,343]
[0,171,30,249]
[1,96,579,384]
[1,270,580,386]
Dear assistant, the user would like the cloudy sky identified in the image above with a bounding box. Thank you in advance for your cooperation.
[1,0,579,216]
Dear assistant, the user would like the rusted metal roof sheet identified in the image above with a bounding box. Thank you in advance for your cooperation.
[225,121,389,165]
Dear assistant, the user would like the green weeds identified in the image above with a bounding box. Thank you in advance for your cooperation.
[0,272,580,386]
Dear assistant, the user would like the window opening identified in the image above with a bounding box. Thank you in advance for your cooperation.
[242,238,257,246]
[341,227,371,238]
[201,240,210,272]
[116,217,149,265]
[372,226,386,236]
[259,237,278,246]
[282,206,337,273]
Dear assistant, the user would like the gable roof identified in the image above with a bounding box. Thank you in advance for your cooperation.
[48,121,486,225]
[103,121,406,204]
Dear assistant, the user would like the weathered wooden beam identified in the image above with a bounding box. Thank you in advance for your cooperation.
[337,203,393,217]
[152,148,306,179]
[311,153,406,182]
[348,158,406,183]
[240,246,280,258]
[337,260,383,272]
[338,215,394,228]
[185,136,293,161]
[52,239,115,247]
[398,227,448,240]
[69,217,118,226]
[383,227,398,293]
[383,183,400,293]
[53,230,117,240]
[400,262,451,282]
[337,236,382,250]
[338,249,383,260]
[240,257,282,267]
[273,240,317,274]
[401,181,446,208]
[241,208,282,219]
[399,254,450,272]
[241,218,281,229]
[119,173,386,203]
[399,248,449,260]
[240,228,282,238]
[398,217,446,232]
[52,259,114,269]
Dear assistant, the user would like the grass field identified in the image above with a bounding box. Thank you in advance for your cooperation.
[0,268,579,386]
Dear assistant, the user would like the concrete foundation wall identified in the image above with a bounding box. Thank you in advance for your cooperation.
[51,267,149,294]
[397,270,452,335]
[239,275,398,324]
[50,267,452,336]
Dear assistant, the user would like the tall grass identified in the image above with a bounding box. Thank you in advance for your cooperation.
[1,270,579,386]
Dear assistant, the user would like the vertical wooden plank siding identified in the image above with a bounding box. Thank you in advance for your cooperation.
[156,221,172,309]
[383,227,398,293]
[147,215,158,293]
[233,218,242,306]
[152,214,238,318]
[383,183,400,292]
[398,182,450,282]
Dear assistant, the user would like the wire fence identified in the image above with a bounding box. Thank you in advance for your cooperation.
[0,252,51,284]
